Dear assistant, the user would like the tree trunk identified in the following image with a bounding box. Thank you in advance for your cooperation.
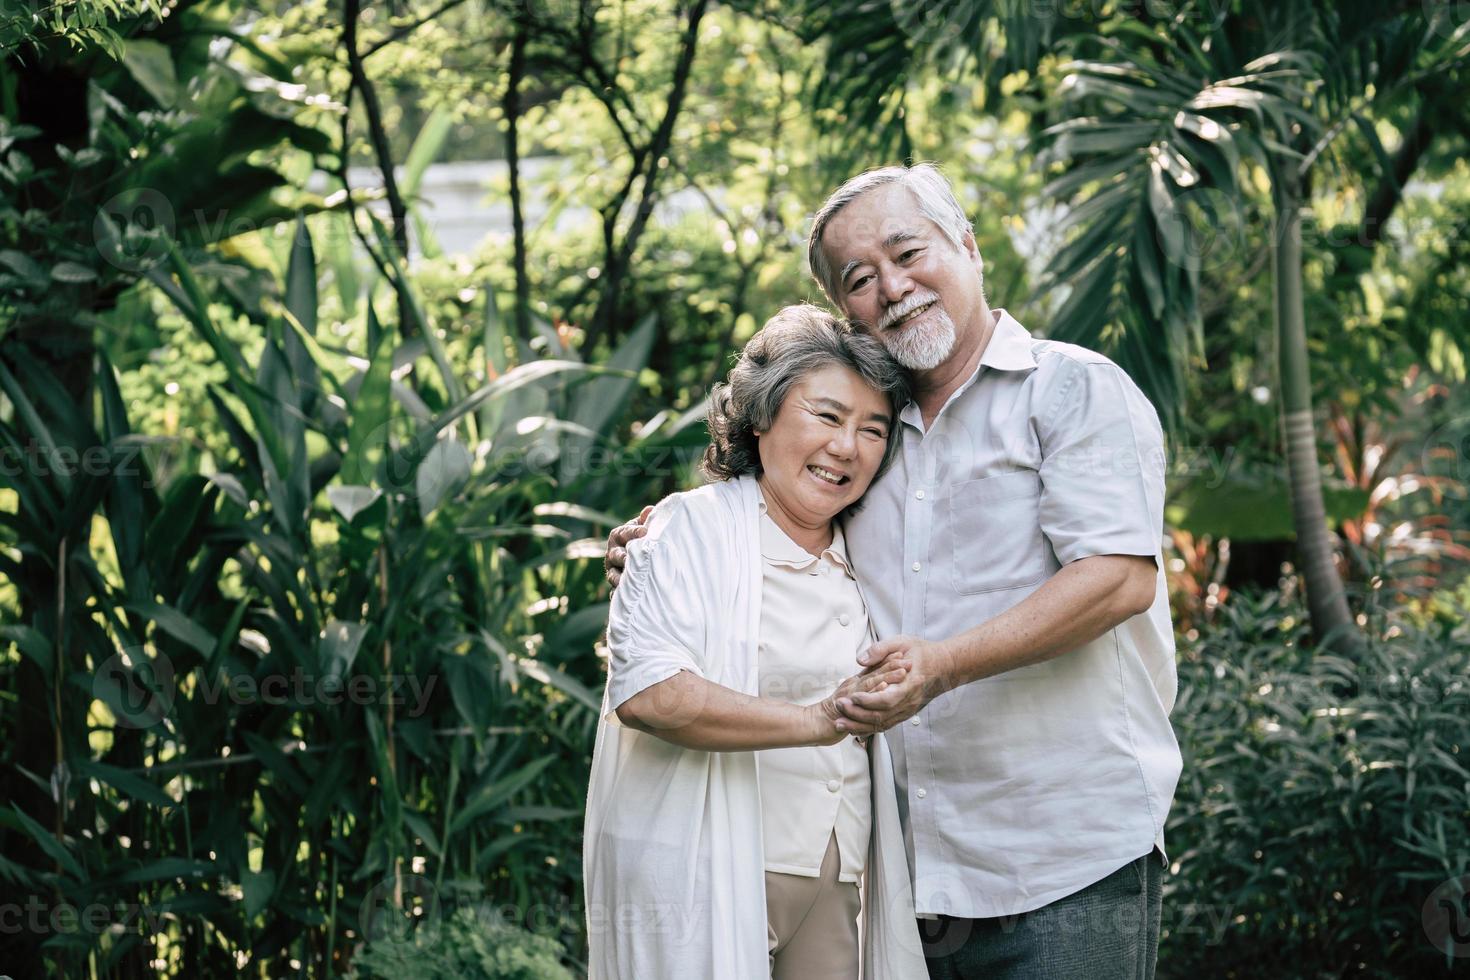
[1272,180,1364,655]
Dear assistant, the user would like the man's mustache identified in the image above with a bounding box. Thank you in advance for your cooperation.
[878,291,940,330]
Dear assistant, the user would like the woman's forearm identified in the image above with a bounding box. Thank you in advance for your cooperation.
[615,670,829,750]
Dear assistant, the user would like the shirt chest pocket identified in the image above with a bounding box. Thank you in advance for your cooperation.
[949,470,1051,594]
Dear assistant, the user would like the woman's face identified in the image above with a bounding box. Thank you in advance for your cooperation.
[756,363,894,527]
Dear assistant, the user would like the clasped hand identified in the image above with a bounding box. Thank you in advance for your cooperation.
[832,636,952,735]
[810,661,909,746]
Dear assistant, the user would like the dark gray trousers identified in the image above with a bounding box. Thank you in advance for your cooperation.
[918,850,1164,980]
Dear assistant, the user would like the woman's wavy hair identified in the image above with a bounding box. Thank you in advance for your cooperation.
[702,304,910,497]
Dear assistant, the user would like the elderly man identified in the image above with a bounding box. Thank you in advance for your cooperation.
[607,164,1180,979]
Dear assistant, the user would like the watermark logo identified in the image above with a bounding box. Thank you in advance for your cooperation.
[94,189,175,274]
[1422,875,1470,957]
[1422,417,1470,489]
[889,0,971,47]
[359,873,440,942]
[1154,185,1247,275]
[1422,1,1470,41]
[93,645,175,729]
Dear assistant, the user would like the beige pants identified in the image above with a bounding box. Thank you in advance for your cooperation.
[765,832,861,980]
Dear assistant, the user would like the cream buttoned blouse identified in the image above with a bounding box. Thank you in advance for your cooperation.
[756,501,873,883]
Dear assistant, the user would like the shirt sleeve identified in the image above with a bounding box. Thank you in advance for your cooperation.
[1036,357,1167,565]
[603,498,709,720]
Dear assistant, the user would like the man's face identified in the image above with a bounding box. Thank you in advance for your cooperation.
[819,183,985,372]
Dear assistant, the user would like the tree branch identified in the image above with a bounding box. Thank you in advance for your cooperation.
[584,0,710,352]
[505,26,531,344]
[361,0,471,59]
[1357,108,1434,247]
[343,0,410,269]
[343,0,416,333]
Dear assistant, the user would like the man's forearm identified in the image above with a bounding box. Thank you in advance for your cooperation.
[936,554,1156,691]
[616,671,827,751]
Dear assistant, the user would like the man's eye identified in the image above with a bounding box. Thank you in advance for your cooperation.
[900,249,921,262]
[848,274,872,291]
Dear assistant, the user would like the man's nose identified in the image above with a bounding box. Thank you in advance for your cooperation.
[879,266,913,305]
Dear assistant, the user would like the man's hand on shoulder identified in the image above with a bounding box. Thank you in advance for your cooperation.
[835,636,955,734]
[604,505,653,588]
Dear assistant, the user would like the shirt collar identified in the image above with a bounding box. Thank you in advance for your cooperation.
[978,309,1039,373]
[756,493,854,576]
[899,309,1036,429]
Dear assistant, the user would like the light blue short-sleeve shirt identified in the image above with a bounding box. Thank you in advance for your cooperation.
[843,310,1182,919]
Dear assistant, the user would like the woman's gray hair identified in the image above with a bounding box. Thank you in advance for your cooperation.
[806,162,973,302]
[703,304,910,491]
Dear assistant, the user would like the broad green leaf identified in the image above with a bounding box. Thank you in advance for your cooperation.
[433,359,590,440]
[450,755,557,835]
[415,437,471,514]
[7,805,84,881]
[563,313,655,481]
[123,600,215,656]
[327,484,382,523]
[75,759,174,809]
[50,261,97,282]
[401,808,442,857]
[152,243,288,475]
[342,321,394,487]
[402,105,453,200]
[517,659,601,713]
[241,731,309,797]
[319,620,369,685]
[0,626,51,672]
[284,214,318,338]
[1167,474,1372,541]
[242,869,276,919]
[112,858,213,884]
[365,210,463,403]
[0,248,46,283]
[122,39,180,107]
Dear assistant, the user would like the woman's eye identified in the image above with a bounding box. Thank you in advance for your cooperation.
[819,413,839,423]
[863,428,886,439]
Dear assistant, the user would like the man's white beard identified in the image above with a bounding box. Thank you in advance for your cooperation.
[882,306,956,371]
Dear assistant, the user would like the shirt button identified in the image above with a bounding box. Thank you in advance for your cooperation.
[826,779,841,793]
[916,788,927,799]
[911,561,921,572]
[839,614,851,627]
[915,489,926,500]
[910,716,920,726]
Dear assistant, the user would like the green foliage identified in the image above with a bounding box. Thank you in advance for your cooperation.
[349,907,573,980]
[1165,588,1470,977]
[0,209,673,973]
[3,0,1469,975]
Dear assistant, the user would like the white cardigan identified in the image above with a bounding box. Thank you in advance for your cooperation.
[583,474,928,980]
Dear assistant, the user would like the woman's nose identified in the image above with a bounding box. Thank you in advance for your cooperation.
[828,427,857,458]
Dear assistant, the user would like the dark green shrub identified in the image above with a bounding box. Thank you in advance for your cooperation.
[1162,589,1470,978]
[349,907,573,980]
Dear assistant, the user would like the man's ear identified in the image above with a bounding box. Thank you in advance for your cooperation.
[962,228,982,266]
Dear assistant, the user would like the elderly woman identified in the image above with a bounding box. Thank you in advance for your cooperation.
[583,305,927,980]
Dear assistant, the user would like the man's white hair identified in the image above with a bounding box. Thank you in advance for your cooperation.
[806,163,974,302]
